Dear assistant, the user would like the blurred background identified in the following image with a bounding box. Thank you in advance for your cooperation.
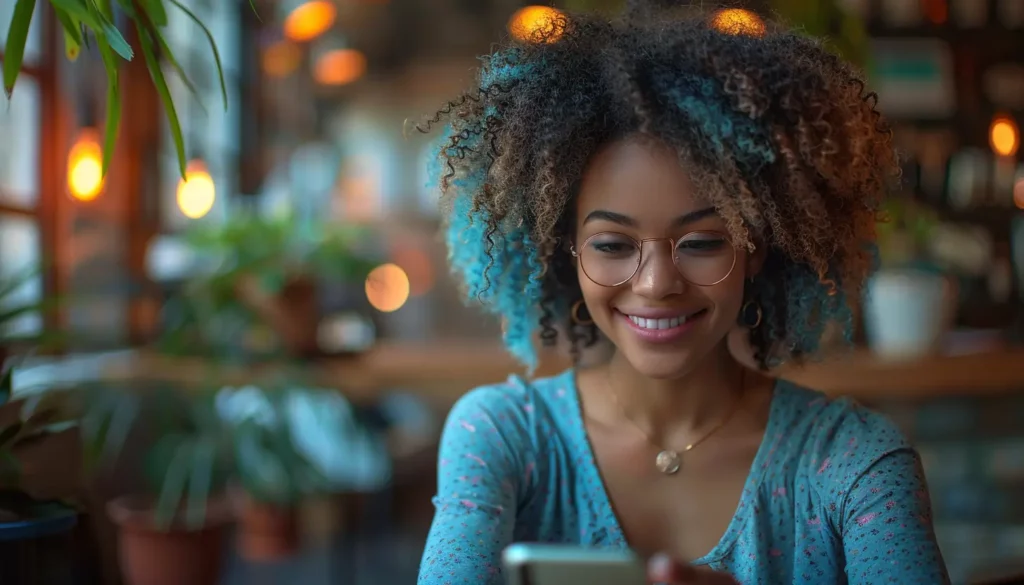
[0,0,1022,584]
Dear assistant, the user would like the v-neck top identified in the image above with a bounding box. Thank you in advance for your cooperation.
[417,369,949,585]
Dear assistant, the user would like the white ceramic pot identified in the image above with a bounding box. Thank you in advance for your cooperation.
[864,270,957,359]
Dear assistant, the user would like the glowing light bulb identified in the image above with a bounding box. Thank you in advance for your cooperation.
[711,8,766,37]
[283,0,336,42]
[365,263,410,313]
[68,129,104,201]
[990,115,1020,158]
[508,6,565,44]
[176,160,216,219]
[314,49,367,86]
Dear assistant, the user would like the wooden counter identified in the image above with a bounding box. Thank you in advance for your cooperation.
[106,342,1024,405]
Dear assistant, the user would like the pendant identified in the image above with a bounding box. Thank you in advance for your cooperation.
[655,450,681,475]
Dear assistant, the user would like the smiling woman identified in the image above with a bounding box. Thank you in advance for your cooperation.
[416,3,948,585]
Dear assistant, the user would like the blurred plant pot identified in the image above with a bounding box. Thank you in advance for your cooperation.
[236,276,320,357]
[864,269,958,359]
[107,494,233,585]
[236,496,300,562]
[0,499,78,584]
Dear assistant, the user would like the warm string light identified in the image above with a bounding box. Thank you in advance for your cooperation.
[283,0,336,42]
[68,129,104,201]
[508,6,565,43]
[176,160,216,219]
[710,8,766,37]
[314,48,367,86]
[990,114,1020,158]
[365,263,410,313]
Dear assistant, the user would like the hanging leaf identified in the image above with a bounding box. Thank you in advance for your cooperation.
[138,0,168,27]
[136,25,187,178]
[54,10,83,61]
[95,36,122,176]
[47,0,102,29]
[167,0,228,111]
[2,0,36,97]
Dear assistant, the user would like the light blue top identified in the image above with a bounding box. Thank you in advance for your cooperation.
[418,369,949,584]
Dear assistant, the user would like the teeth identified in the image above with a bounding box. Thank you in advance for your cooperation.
[629,315,685,330]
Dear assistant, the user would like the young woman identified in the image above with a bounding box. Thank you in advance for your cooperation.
[416,4,949,584]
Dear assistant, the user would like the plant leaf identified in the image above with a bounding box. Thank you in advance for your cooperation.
[2,0,36,98]
[47,0,101,28]
[185,439,214,529]
[139,0,167,26]
[167,0,228,111]
[95,36,122,176]
[155,439,192,530]
[53,9,83,61]
[151,28,205,115]
[136,25,186,178]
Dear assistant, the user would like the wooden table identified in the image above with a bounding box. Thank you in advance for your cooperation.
[106,342,1024,405]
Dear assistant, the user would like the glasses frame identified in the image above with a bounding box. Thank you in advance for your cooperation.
[570,230,738,288]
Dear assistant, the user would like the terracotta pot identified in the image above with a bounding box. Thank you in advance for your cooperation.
[237,497,300,562]
[107,495,234,585]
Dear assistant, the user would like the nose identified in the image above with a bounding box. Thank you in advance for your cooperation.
[631,239,686,299]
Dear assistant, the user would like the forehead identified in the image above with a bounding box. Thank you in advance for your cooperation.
[575,136,705,219]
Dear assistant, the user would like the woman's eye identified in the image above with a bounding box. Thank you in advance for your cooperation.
[593,242,630,253]
[678,238,727,252]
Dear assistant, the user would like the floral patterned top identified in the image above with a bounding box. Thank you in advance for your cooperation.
[418,369,949,585]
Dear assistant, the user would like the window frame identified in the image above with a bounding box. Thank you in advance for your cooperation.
[0,9,60,337]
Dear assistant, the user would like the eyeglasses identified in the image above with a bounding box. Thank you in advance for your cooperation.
[571,231,737,287]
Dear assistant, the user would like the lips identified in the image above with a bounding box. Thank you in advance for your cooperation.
[617,309,708,343]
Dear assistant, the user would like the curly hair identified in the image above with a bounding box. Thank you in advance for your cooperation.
[420,4,897,372]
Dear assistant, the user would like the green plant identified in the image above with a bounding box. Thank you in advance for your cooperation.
[2,0,257,178]
[0,269,76,522]
[80,380,347,529]
[158,212,380,360]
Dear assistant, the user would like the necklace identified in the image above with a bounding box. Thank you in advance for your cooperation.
[605,370,745,475]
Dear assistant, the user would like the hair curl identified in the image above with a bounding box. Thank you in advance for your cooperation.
[421,5,897,372]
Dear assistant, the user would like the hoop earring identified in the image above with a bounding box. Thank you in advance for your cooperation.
[739,301,763,329]
[571,300,593,326]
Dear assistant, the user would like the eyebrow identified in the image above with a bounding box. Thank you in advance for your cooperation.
[582,206,717,228]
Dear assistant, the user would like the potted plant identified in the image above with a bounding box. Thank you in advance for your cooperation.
[865,197,956,358]
[86,379,365,582]
[0,269,80,582]
[173,211,380,358]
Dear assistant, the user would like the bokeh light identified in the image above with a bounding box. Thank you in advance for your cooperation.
[508,6,565,44]
[283,0,336,42]
[365,263,411,312]
[710,8,766,37]
[176,160,216,219]
[68,129,104,202]
[314,49,367,86]
[262,41,303,78]
[990,115,1020,158]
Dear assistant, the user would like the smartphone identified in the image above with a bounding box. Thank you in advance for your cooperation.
[502,543,648,585]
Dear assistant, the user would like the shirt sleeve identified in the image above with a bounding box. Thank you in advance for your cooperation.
[417,383,532,585]
[839,446,950,584]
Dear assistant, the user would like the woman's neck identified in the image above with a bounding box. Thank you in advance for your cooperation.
[603,343,745,443]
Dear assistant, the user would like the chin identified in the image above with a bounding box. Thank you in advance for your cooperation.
[618,345,700,380]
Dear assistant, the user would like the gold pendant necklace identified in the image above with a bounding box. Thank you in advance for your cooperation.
[606,370,745,476]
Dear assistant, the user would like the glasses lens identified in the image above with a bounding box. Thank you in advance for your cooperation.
[674,231,736,285]
[579,232,640,286]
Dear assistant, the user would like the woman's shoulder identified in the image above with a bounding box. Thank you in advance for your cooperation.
[768,380,912,482]
[443,368,580,439]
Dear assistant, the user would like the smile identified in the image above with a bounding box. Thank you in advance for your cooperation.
[617,309,708,343]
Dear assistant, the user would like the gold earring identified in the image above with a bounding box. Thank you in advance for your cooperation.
[571,300,593,326]
[740,301,762,329]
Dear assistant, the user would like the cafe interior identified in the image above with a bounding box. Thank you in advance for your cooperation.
[0,0,1023,583]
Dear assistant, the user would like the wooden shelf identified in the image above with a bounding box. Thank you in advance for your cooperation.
[106,342,1024,406]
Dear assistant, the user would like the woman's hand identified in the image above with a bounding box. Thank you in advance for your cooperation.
[647,554,739,585]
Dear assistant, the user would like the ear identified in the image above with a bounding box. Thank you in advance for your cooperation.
[744,241,767,278]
